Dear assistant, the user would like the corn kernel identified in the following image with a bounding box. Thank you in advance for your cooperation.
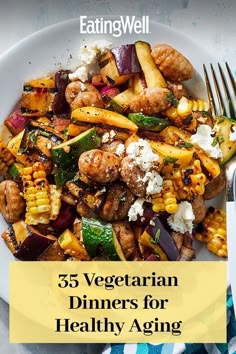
[195,208,227,258]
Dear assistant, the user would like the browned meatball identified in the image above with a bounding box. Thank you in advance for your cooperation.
[76,200,97,218]
[191,195,207,224]
[151,44,194,82]
[65,81,104,109]
[0,180,25,223]
[78,149,120,184]
[113,221,139,260]
[101,139,125,157]
[167,81,189,100]
[99,182,135,221]
[120,156,146,197]
[129,87,171,115]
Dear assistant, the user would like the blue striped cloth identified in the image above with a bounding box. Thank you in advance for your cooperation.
[102,295,235,354]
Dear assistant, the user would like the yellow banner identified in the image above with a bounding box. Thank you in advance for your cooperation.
[10,261,226,343]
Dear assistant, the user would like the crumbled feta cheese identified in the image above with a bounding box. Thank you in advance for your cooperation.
[230,126,236,141]
[167,201,194,233]
[110,130,116,139]
[101,130,117,143]
[115,143,125,157]
[69,40,112,82]
[128,198,145,222]
[126,139,159,171]
[143,171,163,195]
[102,132,110,143]
[69,66,88,82]
[190,124,222,159]
[149,219,155,226]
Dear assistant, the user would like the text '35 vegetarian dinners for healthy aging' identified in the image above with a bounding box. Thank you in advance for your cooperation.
[0,40,232,262]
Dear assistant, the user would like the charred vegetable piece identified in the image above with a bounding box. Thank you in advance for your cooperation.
[204,169,226,200]
[39,238,66,261]
[149,140,193,168]
[5,109,30,135]
[8,162,24,180]
[51,203,76,230]
[142,216,180,261]
[7,130,31,166]
[66,179,105,212]
[128,113,171,131]
[82,217,126,260]
[195,149,221,178]
[51,128,101,187]
[99,50,132,86]
[52,115,70,133]
[20,76,56,116]
[1,220,55,260]
[53,70,70,114]
[213,116,236,165]
[18,120,64,173]
[111,44,141,75]
[71,106,138,140]
[58,229,90,260]
[135,41,167,88]
[107,88,136,113]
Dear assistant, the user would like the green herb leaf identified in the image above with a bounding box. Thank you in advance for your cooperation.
[18,145,28,154]
[164,156,178,164]
[150,229,161,244]
[211,137,218,147]
[217,135,224,143]
[166,92,179,107]
[154,229,161,242]
[200,111,209,118]
[211,135,224,147]
[178,142,193,148]
[62,128,69,139]
[39,130,50,137]
[24,84,32,92]
[28,131,37,145]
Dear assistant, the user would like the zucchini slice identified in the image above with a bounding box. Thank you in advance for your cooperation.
[213,116,236,165]
[128,113,171,131]
[82,217,126,261]
[51,127,101,187]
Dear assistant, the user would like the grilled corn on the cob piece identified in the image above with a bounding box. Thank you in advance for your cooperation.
[49,185,62,220]
[195,207,227,257]
[152,179,178,213]
[164,97,209,129]
[165,159,207,200]
[21,162,50,225]
[0,139,15,174]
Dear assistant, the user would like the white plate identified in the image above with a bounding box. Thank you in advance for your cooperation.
[0,17,227,303]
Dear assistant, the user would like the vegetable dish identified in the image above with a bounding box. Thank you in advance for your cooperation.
[0,40,232,261]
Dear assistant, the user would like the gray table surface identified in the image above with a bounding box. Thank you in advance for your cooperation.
[0,0,236,353]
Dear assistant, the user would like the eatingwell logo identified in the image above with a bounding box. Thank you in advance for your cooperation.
[80,16,150,37]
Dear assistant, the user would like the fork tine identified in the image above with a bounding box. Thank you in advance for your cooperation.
[226,62,236,96]
[210,63,226,116]
[203,64,217,117]
[218,63,236,119]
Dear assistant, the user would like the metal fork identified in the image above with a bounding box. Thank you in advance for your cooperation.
[203,63,236,202]
[203,63,236,307]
